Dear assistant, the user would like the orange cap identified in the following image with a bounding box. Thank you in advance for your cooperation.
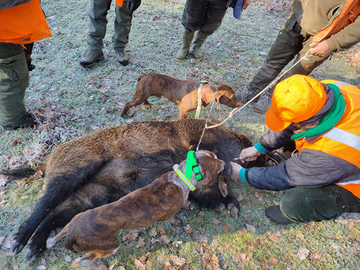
[265,75,327,131]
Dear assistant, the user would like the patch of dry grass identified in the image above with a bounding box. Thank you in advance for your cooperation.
[1,0,360,269]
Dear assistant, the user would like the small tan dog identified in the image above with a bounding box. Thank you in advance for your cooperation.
[121,72,240,119]
[46,150,225,267]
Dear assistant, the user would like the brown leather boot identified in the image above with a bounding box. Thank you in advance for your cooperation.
[80,50,104,68]
[114,49,130,66]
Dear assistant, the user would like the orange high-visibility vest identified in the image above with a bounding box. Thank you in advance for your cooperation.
[295,80,360,198]
[0,0,52,44]
[313,0,360,43]
[116,0,124,7]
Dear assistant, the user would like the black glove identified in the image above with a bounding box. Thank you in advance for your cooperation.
[127,0,141,12]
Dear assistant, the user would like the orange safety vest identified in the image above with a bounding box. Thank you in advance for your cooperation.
[116,0,124,7]
[295,80,360,198]
[313,0,360,43]
[0,0,52,44]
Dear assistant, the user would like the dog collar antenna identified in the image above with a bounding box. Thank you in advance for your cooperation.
[185,151,204,181]
[173,164,196,191]
[195,81,209,119]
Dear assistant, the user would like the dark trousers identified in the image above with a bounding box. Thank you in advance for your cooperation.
[249,14,330,95]
[181,0,228,35]
[280,185,360,223]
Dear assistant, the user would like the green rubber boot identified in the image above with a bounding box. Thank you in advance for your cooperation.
[192,30,208,60]
[175,29,194,62]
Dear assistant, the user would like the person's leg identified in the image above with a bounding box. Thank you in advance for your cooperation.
[176,0,206,61]
[87,0,111,51]
[251,35,331,114]
[192,0,228,59]
[0,43,29,128]
[113,0,132,66]
[80,0,109,67]
[279,186,360,223]
[248,16,303,97]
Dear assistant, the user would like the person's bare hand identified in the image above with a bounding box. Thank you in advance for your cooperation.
[243,0,251,10]
[230,162,243,182]
[309,39,332,58]
[239,146,261,162]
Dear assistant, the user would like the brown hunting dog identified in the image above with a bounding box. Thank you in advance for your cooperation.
[46,150,225,265]
[121,72,240,119]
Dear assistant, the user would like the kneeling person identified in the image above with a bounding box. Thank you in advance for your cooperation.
[231,75,360,224]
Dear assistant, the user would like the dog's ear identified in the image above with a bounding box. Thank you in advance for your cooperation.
[196,152,225,189]
[216,81,235,99]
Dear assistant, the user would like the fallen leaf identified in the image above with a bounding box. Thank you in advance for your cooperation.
[70,260,80,269]
[245,224,256,233]
[222,224,230,232]
[310,253,321,260]
[159,235,171,245]
[288,251,297,258]
[240,253,247,260]
[12,140,19,147]
[164,261,172,269]
[296,232,304,239]
[170,255,186,266]
[136,237,145,248]
[149,227,157,237]
[157,223,166,235]
[0,199,7,207]
[267,257,278,264]
[269,235,278,242]
[297,247,309,260]
[338,219,348,225]
[184,224,193,234]
[48,251,57,263]
[134,259,146,270]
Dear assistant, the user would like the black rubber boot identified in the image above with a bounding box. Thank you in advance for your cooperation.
[265,205,295,225]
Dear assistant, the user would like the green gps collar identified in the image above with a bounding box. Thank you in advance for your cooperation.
[186,151,204,181]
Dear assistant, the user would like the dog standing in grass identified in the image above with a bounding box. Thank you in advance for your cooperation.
[121,72,240,119]
[46,150,225,267]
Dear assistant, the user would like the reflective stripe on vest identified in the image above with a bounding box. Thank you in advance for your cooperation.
[0,0,52,44]
[323,127,360,152]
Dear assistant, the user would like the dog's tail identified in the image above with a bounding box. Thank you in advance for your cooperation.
[46,224,69,249]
